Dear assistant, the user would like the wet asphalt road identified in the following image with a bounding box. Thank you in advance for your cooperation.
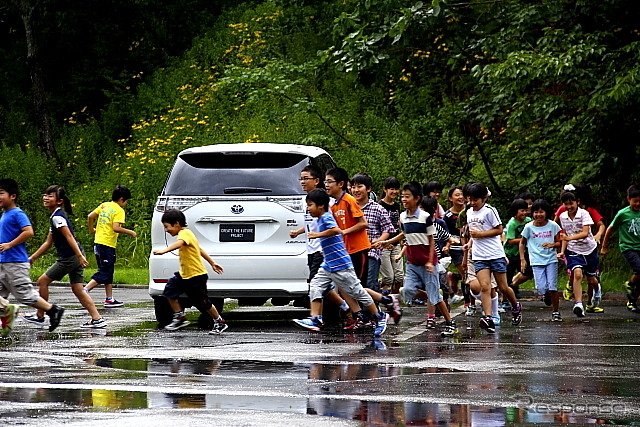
[0,286,639,426]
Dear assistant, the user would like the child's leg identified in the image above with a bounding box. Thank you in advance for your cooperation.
[167,297,182,314]
[104,283,114,299]
[205,305,221,320]
[494,271,517,306]
[35,274,54,319]
[70,282,102,320]
[84,278,99,292]
[402,264,422,304]
[435,301,451,321]
[572,268,584,304]
[424,267,451,321]
[475,268,493,316]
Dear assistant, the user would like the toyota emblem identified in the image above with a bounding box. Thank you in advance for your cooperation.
[231,204,244,214]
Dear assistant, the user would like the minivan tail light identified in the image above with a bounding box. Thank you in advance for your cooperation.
[269,197,305,213]
[155,196,201,212]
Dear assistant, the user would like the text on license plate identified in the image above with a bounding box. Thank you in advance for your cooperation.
[220,224,255,242]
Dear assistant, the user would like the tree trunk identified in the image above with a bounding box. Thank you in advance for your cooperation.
[12,0,59,162]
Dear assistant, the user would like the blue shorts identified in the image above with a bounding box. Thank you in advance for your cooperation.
[565,249,599,276]
[403,263,443,306]
[91,244,116,284]
[622,250,640,276]
[449,249,464,267]
[532,263,558,294]
[474,258,507,274]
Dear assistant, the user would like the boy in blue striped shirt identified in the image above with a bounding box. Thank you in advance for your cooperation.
[293,189,389,337]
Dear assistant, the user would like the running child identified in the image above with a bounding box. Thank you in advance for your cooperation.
[504,198,533,299]
[0,179,64,333]
[378,177,404,293]
[292,189,389,337]
[557,190,600,317]
[466,183,522,333]
[601,184,640,312]
[380,182,457,337]
[520,199,563,321]
[84,185,137,307]
[443,186,465,304]
[27,185,106,328]
[152,209,227,334]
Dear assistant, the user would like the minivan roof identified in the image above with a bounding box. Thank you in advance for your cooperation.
[179,143,329,157]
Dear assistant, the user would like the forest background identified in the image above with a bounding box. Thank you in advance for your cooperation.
[1,0,639,288]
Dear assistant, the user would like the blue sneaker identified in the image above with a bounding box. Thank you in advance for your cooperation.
[293,317,323,331]
[373,313,389,337]
[491,314,501,326]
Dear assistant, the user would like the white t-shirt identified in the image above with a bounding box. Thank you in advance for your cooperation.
[467,203,505,261]
[559,207,597,255]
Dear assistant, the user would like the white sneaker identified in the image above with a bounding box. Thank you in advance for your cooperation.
[573,303,585,318]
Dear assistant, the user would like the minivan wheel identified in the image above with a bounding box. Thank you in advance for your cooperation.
[237,297,268,307]
[153,296,174,328]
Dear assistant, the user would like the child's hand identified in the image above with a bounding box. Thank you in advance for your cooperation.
[307,232,319,239]
[212,263,224,274]
[89,228,96,234]
[600,247,608,255]
[0,243,10,252]
[557,252,564,260]
[541,242,555,248]
[425,262,434,273]
[520,260,527,272]
[152,249,163,255]
[130,230,138,238]
[289,230,300,238]
[393,255,402,263]
[78,254,89,268]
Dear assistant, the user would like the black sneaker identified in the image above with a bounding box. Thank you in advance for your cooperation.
[165,315,190,331]
[209,320,229,335]
[511,302,523,326]
[23,313,46,326]
[47,305,65,332]
[479,316,496,334]
[441,320,457,337]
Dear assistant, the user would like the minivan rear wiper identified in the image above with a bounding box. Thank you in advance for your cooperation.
[224,187,272,194]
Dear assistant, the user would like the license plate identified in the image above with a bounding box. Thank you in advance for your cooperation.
[220,224,255,242]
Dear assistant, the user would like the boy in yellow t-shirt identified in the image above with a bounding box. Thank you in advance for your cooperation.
[152,209,226,334]
[84,186,137,307]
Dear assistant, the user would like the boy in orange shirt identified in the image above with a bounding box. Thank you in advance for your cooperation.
[324,168,400,328]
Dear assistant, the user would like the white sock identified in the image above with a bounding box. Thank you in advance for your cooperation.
[492,296,499,316]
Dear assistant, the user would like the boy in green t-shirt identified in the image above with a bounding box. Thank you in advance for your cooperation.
[601,184,640,312]
[83,185,137,307]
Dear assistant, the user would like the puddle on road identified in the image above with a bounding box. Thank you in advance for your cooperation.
[0,357,635,425]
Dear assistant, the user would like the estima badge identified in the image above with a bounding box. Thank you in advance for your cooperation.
[231,205,244,214]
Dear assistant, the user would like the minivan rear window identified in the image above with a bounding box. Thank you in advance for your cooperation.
[163,152,311,196]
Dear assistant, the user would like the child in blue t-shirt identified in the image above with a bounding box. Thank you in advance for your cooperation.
[28,185,106,329]
[292,189,389,337]
[520,199,562,321]
[0,179,65,334]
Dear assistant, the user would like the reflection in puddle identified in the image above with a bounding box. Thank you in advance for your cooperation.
[0,357,633,424]
[0,386,623,424]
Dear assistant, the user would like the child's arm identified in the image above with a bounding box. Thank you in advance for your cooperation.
[341,216,367,236]
[593,220,606,245]
[59,226,89,267]
[469,225,503,239]
[0,225,34,252]
[289,227,305,238]
[153,239,185,255]
[394,243,407,262]
[200,247,223,274]
[29,233,54,263]
[600,225,616,255]
[518,236,528,273]
[308,226,342,239]
[557,236,568,260]
[562,225,590,241]
[88,211,98,234]
[426,234,436,273]
[113,222,137,238]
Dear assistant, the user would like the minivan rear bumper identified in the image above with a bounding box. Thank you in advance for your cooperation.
[148,254,309,298]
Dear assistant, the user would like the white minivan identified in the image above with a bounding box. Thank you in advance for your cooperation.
[149,143,336,326]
